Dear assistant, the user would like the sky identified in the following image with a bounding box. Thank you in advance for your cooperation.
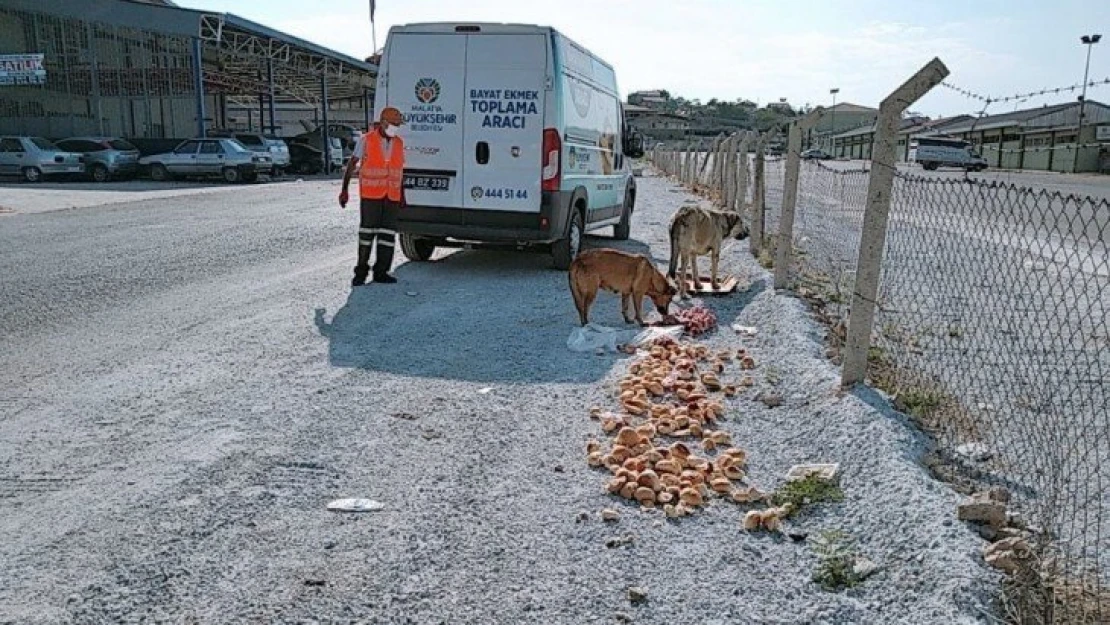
[176,0,1110,118]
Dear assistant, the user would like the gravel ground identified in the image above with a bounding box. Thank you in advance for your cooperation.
[1,172,996,623]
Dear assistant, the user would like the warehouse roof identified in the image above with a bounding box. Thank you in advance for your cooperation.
[5,0,376,103]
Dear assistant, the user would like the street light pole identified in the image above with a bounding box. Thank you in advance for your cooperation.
[829,88,839,154]
[1075,34,1101,172]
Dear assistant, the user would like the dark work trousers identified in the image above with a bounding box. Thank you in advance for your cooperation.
[355,197,400,280]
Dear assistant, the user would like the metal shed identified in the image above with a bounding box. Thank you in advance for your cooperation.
[0,0,376,157]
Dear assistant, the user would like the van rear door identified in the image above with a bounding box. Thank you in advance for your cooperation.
[381,33,467,208]
[460,33,547,212]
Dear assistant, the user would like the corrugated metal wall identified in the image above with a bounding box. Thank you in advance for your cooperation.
[0,8,197,139]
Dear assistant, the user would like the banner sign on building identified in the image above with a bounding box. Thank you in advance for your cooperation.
[1096,125,1110,142]
[0,54,46,86]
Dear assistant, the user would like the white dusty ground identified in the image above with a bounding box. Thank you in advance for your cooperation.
[0,171,998,623]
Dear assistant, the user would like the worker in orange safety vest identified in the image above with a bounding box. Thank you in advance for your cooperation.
[339,106,406,286]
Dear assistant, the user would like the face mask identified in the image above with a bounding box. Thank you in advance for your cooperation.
[383,124,398,138]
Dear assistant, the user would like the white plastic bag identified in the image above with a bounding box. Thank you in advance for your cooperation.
[567,323,636,353]
[631,325,685,346]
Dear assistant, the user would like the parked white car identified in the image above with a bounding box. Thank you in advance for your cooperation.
[139,137,273,183]
[0,136,85,182]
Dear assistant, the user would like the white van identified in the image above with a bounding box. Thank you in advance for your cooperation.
[910,136,988,172]
[372,23,641,269]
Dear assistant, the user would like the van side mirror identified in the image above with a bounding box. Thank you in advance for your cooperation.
[623,131,645,158]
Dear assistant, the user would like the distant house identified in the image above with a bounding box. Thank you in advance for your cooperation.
[628,90,670,109]
[627,108,690,140]
[766,100,794,114]
[623,103,654,121]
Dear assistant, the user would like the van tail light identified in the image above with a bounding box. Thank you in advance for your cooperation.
[541,128,561,192]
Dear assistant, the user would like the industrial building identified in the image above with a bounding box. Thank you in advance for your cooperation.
[805,102,879,149]
[829,100,1110,173]
[0,0,376,153]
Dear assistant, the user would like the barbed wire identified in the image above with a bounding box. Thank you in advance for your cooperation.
[940,77,1110,104]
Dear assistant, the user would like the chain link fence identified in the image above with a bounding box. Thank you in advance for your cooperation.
[769,157,1109,623]
[654,132,1109,622]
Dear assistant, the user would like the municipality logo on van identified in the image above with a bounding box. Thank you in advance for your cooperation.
[415,78,440,104]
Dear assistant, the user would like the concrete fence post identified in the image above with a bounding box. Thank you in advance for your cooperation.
[683,141,694,185]
[736,133,752,212]
[842,57,949,386]
[699,133,723,188]
[774,107,826,289]
[724,134,738,210]
[749,133,767,258]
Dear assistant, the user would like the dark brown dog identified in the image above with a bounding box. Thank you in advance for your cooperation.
[569,248,676,326]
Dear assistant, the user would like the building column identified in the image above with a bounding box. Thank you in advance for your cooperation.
[191,37,206,138]
[320,75,330,173]
[364,88,372,129]
[1048,130,1056,170]
[267,57,276,135]
[87,23,105,136]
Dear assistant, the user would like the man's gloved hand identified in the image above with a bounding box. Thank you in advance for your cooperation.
[338,189,349,208]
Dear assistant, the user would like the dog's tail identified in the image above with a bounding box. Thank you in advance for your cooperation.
[667,217,680,279]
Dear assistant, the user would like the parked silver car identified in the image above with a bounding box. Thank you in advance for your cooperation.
[209,131,291,174]
[139,138,273,183]
[55,136,141,182]
[0,136,85,182]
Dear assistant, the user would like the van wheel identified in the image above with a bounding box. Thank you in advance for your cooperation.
[400,234,436,262]
[613,190,633,240]
[90,164,110,183]
[552,209,584,270]
[22,166,42,183]
[922,162,938,171]
[222,167,240,183]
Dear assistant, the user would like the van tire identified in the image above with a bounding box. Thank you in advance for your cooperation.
[922,161,938,171]
[400,234,436,262]
[21,166,42,183]
[552,209,584,270]
[613,190,633,240]
[222,167,240,184]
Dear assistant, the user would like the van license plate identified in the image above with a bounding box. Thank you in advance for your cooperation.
[403,174,450,191]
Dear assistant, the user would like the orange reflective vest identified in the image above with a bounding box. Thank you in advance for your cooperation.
[358,130,404,201]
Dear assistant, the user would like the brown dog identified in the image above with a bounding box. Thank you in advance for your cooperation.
[569,248,676,326]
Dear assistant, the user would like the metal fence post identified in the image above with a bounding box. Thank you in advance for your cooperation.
[842,58,949,386]
[774,107,826,289]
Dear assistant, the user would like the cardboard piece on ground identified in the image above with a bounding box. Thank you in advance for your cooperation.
[682,274,740,295]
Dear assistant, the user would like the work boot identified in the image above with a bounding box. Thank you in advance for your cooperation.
[352,266,370,287]
[373,272,398,284]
